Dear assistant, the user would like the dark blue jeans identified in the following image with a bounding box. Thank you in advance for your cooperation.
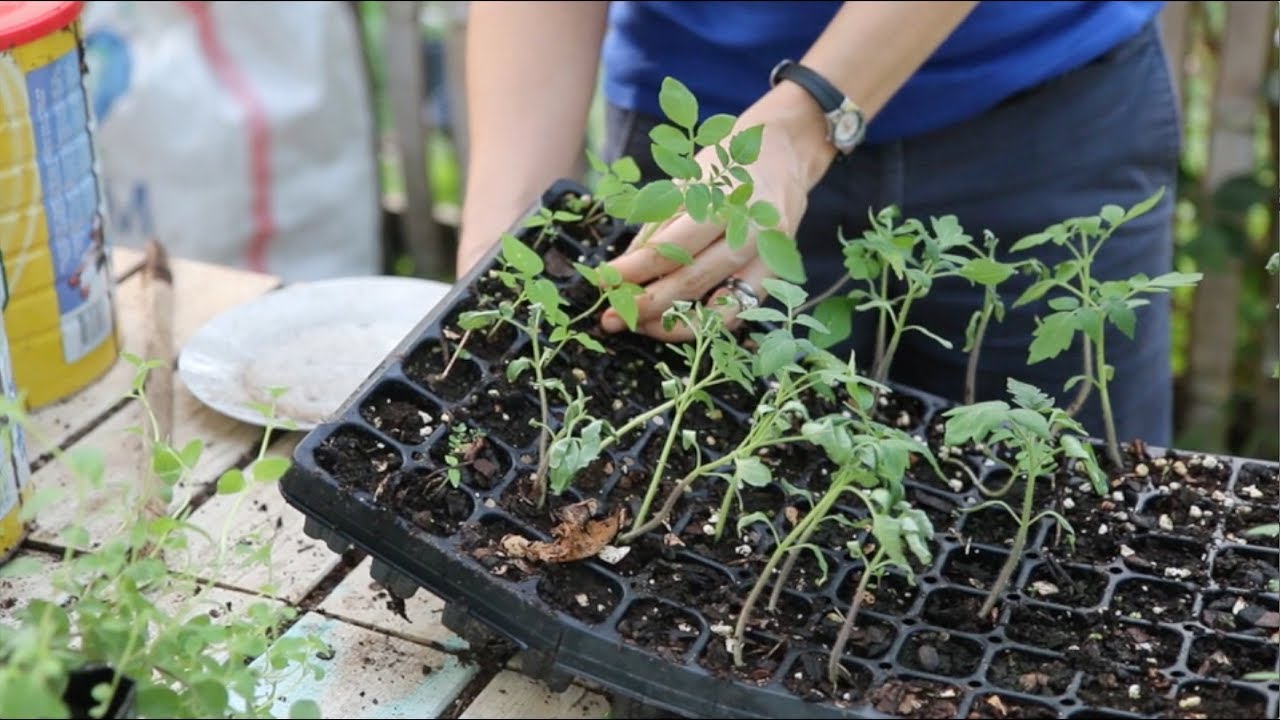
[602,19,1181,447]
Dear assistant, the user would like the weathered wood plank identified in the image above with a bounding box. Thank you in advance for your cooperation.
[27,378,264,548]
[261,612,478,719]
[318,557,464,650]
[177,433,343,604]
[0,548,61,625]
[459,671,610,720]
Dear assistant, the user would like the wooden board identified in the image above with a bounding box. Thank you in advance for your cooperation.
[459,671,610,720]
[318,557,464,650]
[260,612,479,719]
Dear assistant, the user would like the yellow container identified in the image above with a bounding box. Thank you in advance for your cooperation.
[1,1,120,410]
[0,259,30,564]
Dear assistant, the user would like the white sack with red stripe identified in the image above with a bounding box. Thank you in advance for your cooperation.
[81,0,380,282]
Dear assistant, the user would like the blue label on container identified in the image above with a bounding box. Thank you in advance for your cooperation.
[26,48,113,364]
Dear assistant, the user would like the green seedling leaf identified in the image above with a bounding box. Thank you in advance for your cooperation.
[611,156,641,183]
[598,264,623,287]
[1047,296,1079,311]
[629,180,682,223]
[251,456,290,483]
[217,468,246,495]
[1106,299,1136,339]
[729,124,764,164]
[695,113,735,146]
[1244,523,1280,538]
[761,277,807,310]
[18,486,62,521]
[748,200,780,228]
[607,286,641,331]
[727,182,754,206]
[810,296,854,349]
[757,229,807,283]
[1010,231,1054,253]
[754,332,797,377]
[959,257,1014,287]
[1122,186,1165,222]
[501,234,544,276]
[573,262,601,287]
[725,210,749,249]
[684,183,712,223]
[734,456,773,488]
[1100,204,1125,226]
[0,555,42,579]
[793,313,830,335]
[942,400,1009,447]
[1028,311,1076,364]
[649,123,692,155]
[654,242,695,266]
[507,356,533,382]
[290,700,324,720]
[1060,435,1108,495]
[1145,271,1203,290]
[736,307,788,324]
[1007,378,1053,412]
[659,76,699,129]
[1008,408,1051,439]
[653,145,700,180]
[65,446,106,485]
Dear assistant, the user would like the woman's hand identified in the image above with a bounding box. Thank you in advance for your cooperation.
[598,81,836,342]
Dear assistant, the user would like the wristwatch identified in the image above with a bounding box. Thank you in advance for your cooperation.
[769,59,866,156]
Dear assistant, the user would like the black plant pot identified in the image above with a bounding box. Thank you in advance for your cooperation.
[279,180,1280,719]
[64,666,137,719]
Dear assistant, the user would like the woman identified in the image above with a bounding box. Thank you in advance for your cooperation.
[455,1,1179,447]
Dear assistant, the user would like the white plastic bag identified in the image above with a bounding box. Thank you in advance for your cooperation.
[82,0,381,283]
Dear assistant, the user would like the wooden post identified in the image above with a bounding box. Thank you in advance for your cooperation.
[1181,1,1275,450]
[386,0,450,280]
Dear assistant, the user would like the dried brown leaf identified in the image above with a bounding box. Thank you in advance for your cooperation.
[503,501,624,564]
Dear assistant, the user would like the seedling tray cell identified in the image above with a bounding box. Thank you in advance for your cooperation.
[280,180,1280,719]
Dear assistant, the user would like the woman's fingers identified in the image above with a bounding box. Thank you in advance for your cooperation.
[606,240,762,340]
[705,258,774,333]
[609,213,721,286]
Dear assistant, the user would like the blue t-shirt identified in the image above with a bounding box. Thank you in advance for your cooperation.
[601,1,1164,145]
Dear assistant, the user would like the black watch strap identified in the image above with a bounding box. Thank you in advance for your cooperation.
[770,59,843,113]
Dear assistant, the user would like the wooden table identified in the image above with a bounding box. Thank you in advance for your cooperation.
[0,247,611,719]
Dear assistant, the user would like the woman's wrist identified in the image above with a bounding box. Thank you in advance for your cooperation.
[744,80,841,191]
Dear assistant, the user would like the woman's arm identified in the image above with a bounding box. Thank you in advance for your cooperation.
[602,1,979,339]
[456,1,610,277]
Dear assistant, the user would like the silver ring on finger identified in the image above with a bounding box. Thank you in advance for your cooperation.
[722,277,760,311]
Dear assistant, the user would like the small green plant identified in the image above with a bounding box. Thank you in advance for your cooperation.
[957,231,1024,405]
[458,234,643,508]
[817,210,997,386]
[1010,188,1203,468]
[942,378,1107,619]
[0,358,326,719]
[598,76,807,285]
[443,423,487,488]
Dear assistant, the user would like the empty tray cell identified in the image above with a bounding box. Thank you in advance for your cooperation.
[1173,682,1269,718]
[1077,667,1175,717]
[1109,578,1195,623]
[968,694,1060,719]
[464,384,542,450]
[959,502,1021,547]
[987,647,1075,696]
[922,587,997,634]
[629,554,739,625]
[1223,503,1280,548]
[1121,535,1209,583]
[1188,634,1280,681]
[1233,462,1279,506]
[837,568,922,616]
[616,597,704,662]
[897,629,984,679]
[359,381,443,446]
[783,651,875,706]
[866,676,965,718]
[1137,489,1216,540]
[457,514,545,584]
[943,545,1011,592]
[1023,561,1109,609]
[313,424,403,497]
[1199,590,1279,636]
[403,336,485,403]
[536,562,623,625]
[1212,546,1280,591]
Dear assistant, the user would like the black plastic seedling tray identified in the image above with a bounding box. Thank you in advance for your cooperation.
[279,180,1280,719]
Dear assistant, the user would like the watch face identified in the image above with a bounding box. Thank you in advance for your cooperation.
[833,111,864,148]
